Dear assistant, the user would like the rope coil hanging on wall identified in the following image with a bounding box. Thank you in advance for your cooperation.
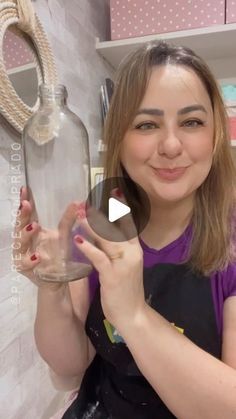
[16,0,36,32]
[0,0,58,133]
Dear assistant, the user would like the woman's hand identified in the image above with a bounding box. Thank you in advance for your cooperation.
[13,187,43,286]
[74,189,146,333]
[13,187,81,289]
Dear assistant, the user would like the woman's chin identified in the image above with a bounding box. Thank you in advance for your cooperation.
[149,187,194,204]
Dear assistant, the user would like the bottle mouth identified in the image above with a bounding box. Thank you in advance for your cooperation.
[39,84,68,98]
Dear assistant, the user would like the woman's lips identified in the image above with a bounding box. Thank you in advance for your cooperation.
[152,167,188,180]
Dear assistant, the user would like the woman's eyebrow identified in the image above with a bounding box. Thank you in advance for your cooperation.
[135,108,164,116]
[177,105,207,115]
[135,104,207,117]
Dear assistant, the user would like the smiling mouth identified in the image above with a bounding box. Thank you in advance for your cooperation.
[152,167,188,180]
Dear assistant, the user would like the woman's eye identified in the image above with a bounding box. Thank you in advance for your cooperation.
[135,122,158,130]
[183,119,204,128]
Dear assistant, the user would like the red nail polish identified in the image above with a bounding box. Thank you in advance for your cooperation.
[77,209,86,219]
[75,235,84,244]
[30,254,37,261]
[26,224,33,232]
[115,188,123,198]
[78,202,86,210]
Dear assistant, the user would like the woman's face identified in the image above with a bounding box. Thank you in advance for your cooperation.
[120,65,214,205]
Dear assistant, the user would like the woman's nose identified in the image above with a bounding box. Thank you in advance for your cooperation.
[158,130,183,158]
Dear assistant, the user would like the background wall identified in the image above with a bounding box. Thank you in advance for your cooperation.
[0,1,112,418]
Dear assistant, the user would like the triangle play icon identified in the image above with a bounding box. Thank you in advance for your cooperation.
[108,197,131,222]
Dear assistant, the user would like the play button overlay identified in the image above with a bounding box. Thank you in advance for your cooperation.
[85,176,151,242]
[108,197,131,222]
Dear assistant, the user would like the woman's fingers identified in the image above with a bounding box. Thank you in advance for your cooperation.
[75,189,142,260]
[20,186,28,202]
[12,247,40,283]
[18,221,41,254]
[58,201,82,259]
[13,186,40,264]
[16,251,40,272]
[15,200,32,232]
[58,202,81,234]
[87,204,126,242]
[74,234,111,273]
[22,186,38,219]
[79,206,127,255]
[13,219,41,271]
[13,200,33,263]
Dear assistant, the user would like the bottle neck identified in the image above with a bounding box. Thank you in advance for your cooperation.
[39,84,68,108]
[39,96,67,107]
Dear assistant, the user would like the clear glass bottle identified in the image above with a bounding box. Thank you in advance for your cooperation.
[22,84,93,282]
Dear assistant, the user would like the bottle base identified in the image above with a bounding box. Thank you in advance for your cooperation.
[34,261,93,283]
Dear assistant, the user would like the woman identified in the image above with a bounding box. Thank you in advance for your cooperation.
[16,42,236,418]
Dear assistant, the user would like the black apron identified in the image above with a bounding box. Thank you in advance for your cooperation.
[62,263,221,419]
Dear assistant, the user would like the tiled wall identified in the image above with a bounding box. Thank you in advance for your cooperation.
[0,1,112,418]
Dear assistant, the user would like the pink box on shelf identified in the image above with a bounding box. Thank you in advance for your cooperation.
[226,0,236,23]
[110,0,225,41]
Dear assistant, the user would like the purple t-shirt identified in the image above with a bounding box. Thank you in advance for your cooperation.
[88,224,236,337]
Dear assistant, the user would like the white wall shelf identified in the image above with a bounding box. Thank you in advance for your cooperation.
[96,23,236,79]
[7,62,36,75]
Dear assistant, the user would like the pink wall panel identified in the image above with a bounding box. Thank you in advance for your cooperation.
[110,0,225,40]
[3,28,34,71]
[226,0,236,23]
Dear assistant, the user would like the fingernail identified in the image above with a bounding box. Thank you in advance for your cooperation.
[114,188,123,198]
[76,202,87,219]
[74,235,84,244]
[26,223,33,232]
[19,202,23,210]
[77,209,86,219]
[30,254,37,261]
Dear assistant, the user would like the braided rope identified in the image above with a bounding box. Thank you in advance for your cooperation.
[0,0,58,133]
[16,0,36,32]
